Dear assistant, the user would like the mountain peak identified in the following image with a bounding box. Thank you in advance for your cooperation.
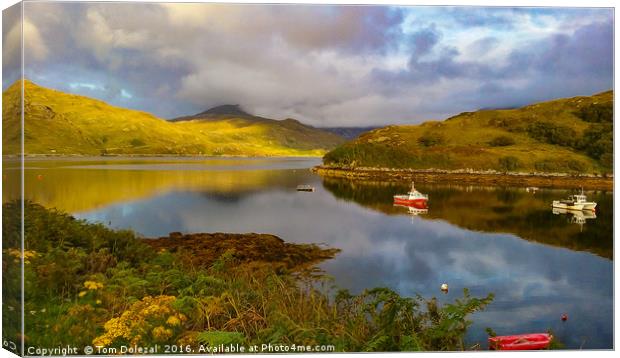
[199,104,250,117]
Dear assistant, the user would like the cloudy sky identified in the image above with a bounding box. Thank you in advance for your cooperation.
[2,2,614,126]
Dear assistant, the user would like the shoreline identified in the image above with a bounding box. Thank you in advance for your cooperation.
[313,165,614,190]
[2,153,324,159]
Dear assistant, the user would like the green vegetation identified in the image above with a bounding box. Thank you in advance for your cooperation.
[3,201,493,353]
[2,80,344,156]
[418,132,444,147]
[323,91,613,174]
[488,136,515,147]
[498,156,520,171]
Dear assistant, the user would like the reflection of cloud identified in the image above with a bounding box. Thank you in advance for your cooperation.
[12,3,613,125]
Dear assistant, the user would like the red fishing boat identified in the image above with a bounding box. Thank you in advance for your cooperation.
[489,333,553,350]
[393,182,428,208]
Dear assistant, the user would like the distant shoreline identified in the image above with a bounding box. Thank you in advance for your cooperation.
[313,166,614,190]
[2,154,324,160]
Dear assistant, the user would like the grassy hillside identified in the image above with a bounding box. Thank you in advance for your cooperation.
[2,80,344,156]
[324,91,613,174]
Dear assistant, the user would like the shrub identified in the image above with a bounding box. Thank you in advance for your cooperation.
[197,331,245,347]
[418,132,444,147]
[574,102,613,123]
[130,138,146,147]
[581,125,612,159]
[534,161,560,172]
[599,153,613,168]
[323,143,422,168]
[498,156,519,171]
[488,135,515,147]
[526,121,577,147]
[567,160,587,172]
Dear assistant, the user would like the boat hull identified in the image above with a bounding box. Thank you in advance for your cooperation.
[552,201,596,211]
[394,197,428,209]
[489,333,553,351]
[581,202,597,211]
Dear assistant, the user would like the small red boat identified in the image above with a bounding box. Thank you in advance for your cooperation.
[393,182,428,208]
[489,333,553,350]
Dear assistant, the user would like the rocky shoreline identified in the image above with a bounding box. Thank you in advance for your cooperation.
[313,165,613,190]
[143,231,340,272]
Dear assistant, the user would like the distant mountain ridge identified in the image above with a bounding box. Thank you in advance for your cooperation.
[2,80,345,156]
[320,126,379,139]
[323,90,613,175]
[171,104,253,121]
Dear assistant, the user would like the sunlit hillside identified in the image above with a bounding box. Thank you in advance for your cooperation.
[2,80,345,156]
[324,91,613,174]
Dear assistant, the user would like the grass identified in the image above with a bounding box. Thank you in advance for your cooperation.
[2,80,344,156]
[3,201,494,353]
[323,91,613,175]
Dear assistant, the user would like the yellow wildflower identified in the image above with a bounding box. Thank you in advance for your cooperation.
[78,291,87,298]
[84,281,104,290]
[92,335,112,348]
[166,316,181,326]
[152,326,173,341]
[130,335,142,346]
[6,249,37,264]
[93,295,179,347]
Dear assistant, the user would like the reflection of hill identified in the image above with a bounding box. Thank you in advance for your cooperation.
[2,162,310,212]
[322,178,613,260]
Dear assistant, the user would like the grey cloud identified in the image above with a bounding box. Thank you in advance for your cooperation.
[409,24,440,57]
[370,17,612,120]
[505,19,613,79]
[2,3,22,87]
[467,36,500,55]
[10,3,614,126]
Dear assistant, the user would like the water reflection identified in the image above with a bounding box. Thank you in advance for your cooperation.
[552,208,597,232]
[2,157,320,212]
[322,179,613,260]
[2,158,613,349]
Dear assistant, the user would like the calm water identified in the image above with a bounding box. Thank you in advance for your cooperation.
[4,157,613,349]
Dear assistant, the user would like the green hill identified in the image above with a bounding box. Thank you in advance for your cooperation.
[2,80,345,156]
[323,91,613,175]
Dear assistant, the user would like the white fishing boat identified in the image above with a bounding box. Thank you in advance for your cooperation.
[551,189,597,211]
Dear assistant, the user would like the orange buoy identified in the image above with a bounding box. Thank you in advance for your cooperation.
[37,174,43,180]
[561,313,568,321]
